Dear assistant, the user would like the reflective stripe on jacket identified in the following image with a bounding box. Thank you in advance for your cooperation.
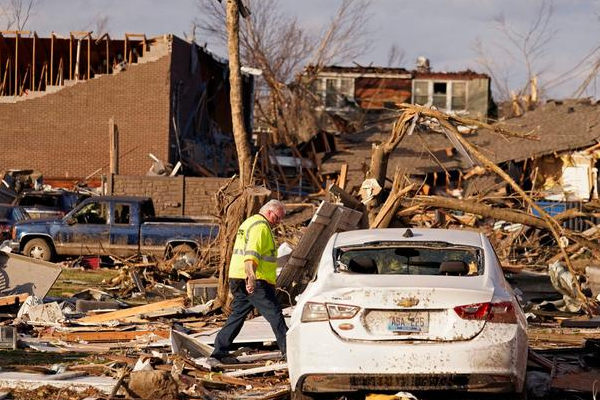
[228,214,277,285]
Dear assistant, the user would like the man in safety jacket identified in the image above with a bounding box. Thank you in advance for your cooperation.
[210,199,288,362]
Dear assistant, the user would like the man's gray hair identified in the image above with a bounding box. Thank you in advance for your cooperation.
[260,199,286,216]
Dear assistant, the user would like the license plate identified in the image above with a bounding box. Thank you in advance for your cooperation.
[387,312,429,333]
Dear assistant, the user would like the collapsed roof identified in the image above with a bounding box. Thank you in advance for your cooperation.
[323,99,600,189]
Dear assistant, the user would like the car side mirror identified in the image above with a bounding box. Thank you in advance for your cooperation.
[66,217,77,225]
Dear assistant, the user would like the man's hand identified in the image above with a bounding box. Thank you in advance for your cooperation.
[246,276,256,294]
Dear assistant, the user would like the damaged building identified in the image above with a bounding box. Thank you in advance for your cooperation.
[306,60,493,122]
[0,31,256,184]
[323,99,600,228]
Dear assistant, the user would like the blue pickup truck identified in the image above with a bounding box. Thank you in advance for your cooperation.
[5,196,219,261]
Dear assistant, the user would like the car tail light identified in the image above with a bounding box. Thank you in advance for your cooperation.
[301,302,361,323]
[487,302,517,323]
[301,302,328,322]
[326,303,360,319]
[0,225,10,233]
[454,301,516,324]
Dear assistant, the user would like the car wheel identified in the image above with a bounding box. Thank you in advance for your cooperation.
[23,238,53,261]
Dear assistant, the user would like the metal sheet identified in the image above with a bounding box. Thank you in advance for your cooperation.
[0,252,62,298]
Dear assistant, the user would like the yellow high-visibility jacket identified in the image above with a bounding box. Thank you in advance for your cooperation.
[228,214,278,285]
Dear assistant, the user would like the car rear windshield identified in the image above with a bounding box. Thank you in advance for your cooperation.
[335,243,482,276]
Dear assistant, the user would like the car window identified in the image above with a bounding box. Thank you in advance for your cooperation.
[73,202,108,224]
[336,245,482,276]
[113,203,131,225]
[11,207,28,221]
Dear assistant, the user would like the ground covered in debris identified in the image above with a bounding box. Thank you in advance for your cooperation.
[3,105,600,399]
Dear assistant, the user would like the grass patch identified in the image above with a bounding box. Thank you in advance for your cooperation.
[0,349,90,369]
[47,268,120,298]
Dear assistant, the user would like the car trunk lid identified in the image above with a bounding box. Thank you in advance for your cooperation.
[321,283,494,342]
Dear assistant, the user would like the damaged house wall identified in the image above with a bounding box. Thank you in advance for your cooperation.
[0,41,171,179]
[168,37,255,177]
[307,65,492,123]
[0,33,255,181]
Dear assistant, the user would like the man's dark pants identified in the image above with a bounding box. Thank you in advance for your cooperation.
[211,278,288,359]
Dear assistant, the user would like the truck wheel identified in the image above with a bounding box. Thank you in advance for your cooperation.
[23,238,53,261]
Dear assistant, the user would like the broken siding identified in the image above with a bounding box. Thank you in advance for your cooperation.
[354,77,412,109]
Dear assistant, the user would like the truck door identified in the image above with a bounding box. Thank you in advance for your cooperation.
[109,202,139,257]
[58,201,110,255]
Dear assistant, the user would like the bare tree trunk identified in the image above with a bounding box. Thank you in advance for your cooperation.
[216,0,253,312]
[226,0,252,186]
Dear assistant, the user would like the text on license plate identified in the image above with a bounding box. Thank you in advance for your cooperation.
[387,312,429,333]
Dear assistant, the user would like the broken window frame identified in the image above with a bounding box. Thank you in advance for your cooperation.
[314,76,355,110]
[73,201,108,225]
[411,80,468,112]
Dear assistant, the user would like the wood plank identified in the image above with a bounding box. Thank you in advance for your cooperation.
[77,297,185,324]
[551,371,600,392]
[338,163,348,190]
[41,329,170,343]
[0,293,28,307]
[328,184,362,209]
[277,202,363,304]
[223,362,287,378]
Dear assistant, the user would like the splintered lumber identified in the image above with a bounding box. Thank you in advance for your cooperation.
[223,362,287,378]
[0,293,29,307]
[338,163,348,190]
[370,168,414,229]
[276,202,363,304]
[328,184,362,209]
[170,329,214,358]
[42,329,170,343]
[77,297,185,324]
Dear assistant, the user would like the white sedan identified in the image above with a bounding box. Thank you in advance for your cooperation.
[287,228,527,400]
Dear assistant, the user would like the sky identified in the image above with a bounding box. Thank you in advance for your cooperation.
[18,0,600,100]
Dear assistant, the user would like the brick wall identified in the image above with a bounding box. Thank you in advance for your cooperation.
[112,175,230,216]
[0,56,172,179]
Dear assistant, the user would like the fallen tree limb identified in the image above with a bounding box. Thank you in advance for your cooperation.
[406,195,549,230]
